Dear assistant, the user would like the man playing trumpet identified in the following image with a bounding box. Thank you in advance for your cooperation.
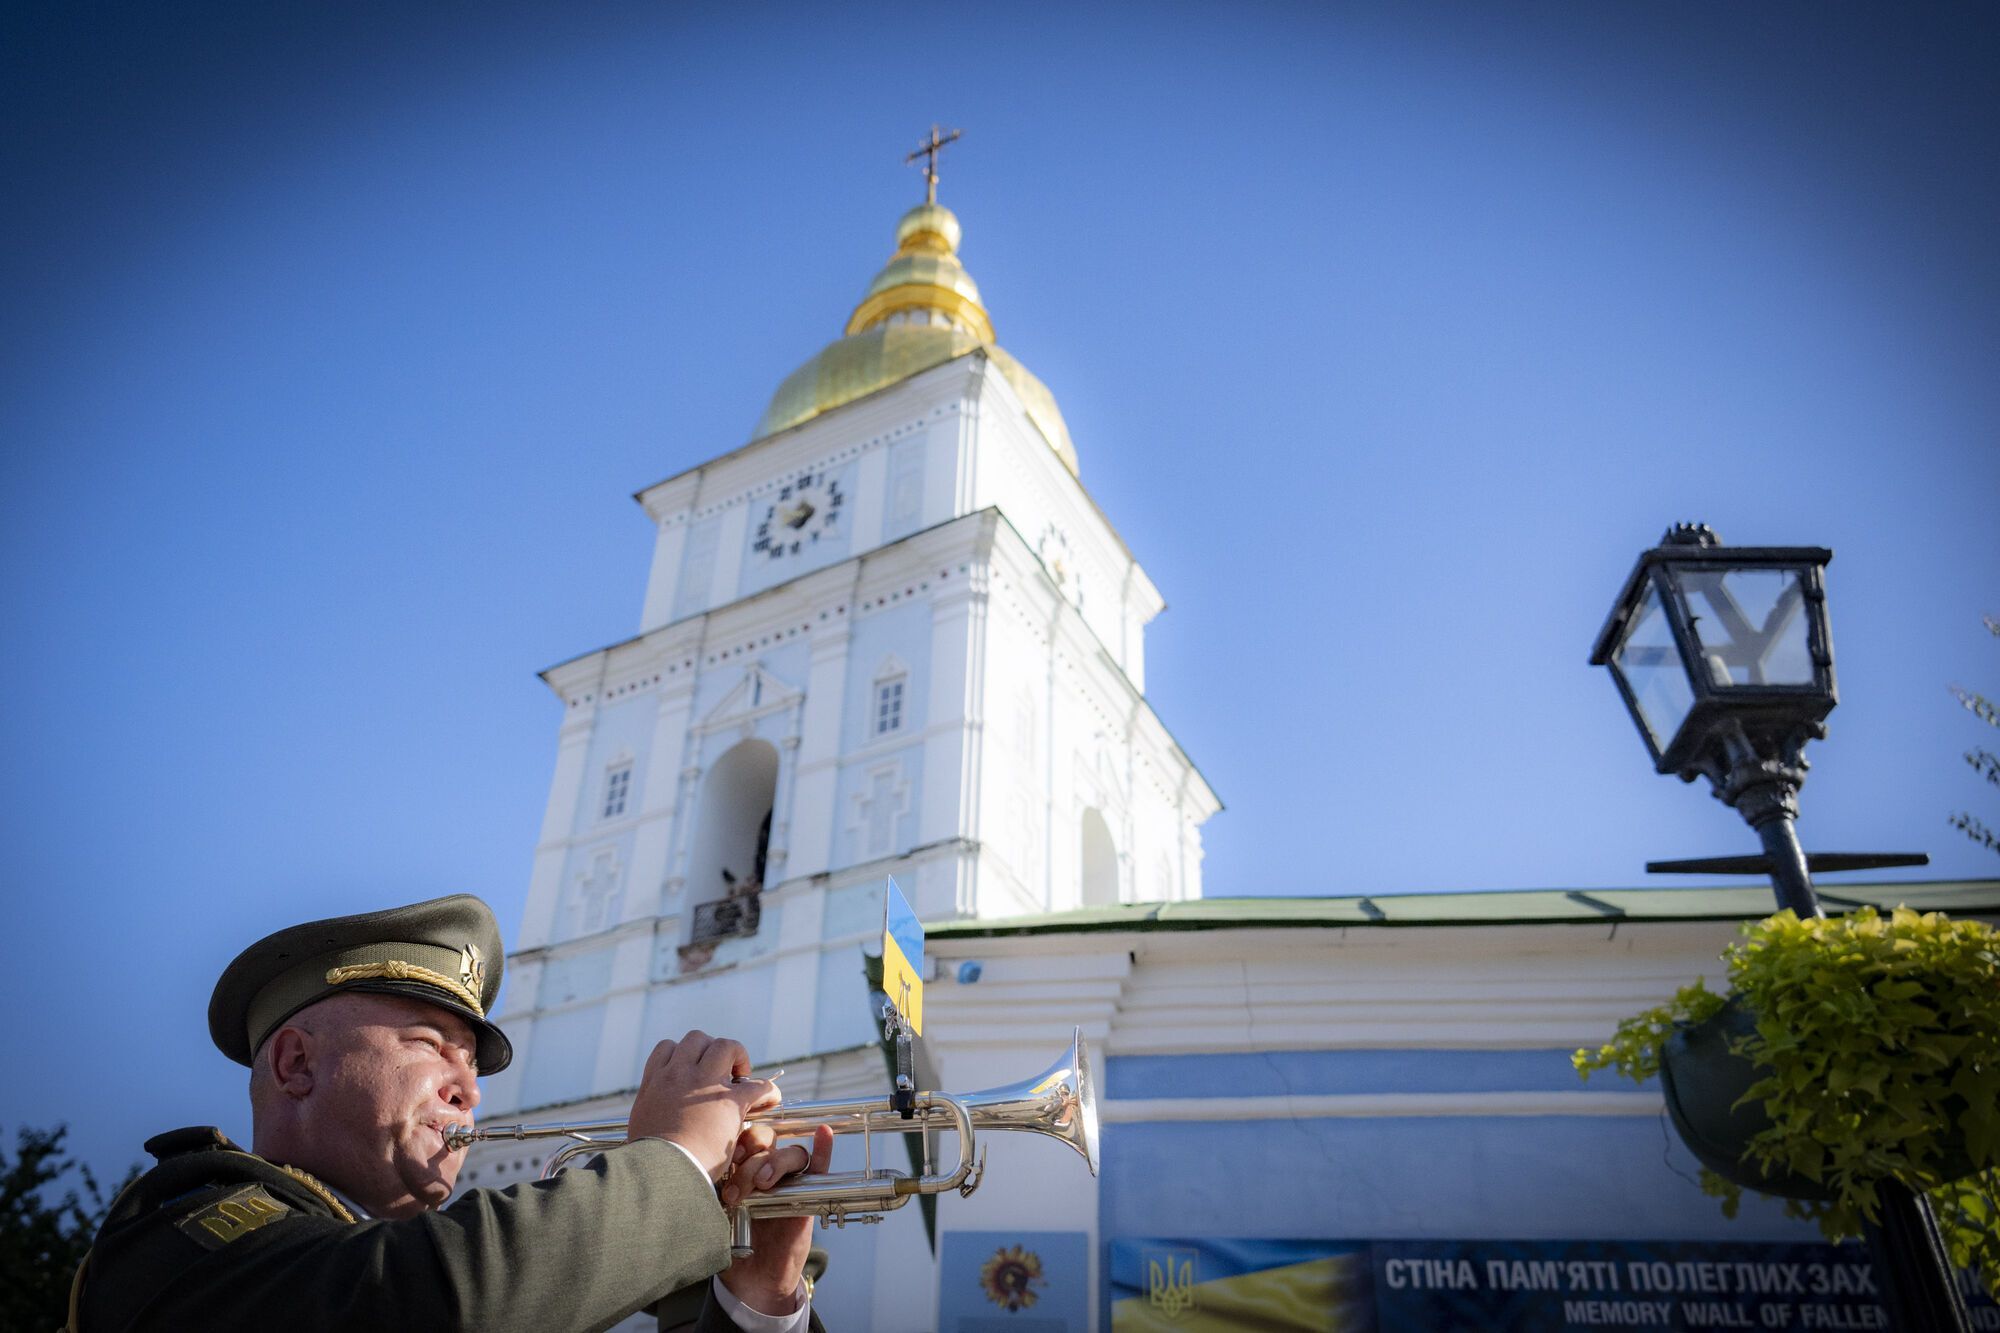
[71,894,833,1332]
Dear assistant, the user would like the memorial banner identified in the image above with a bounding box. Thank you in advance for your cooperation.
[1108,1237,1999,1331]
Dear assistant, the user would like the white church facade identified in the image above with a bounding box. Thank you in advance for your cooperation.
[462,188,1221,1326]
[460,179,2000,1331]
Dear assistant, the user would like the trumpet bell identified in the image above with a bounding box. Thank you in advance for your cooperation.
[959,1026,1099,1177]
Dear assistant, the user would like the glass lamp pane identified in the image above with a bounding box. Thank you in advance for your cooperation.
[1613,581,1693,752]
[1678,567,1815,687]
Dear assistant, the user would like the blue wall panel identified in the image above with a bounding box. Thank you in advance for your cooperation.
[1108,1049,1596,1099]
[1101,1116,1823,1246]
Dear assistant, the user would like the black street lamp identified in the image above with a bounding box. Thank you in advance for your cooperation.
[1590,522,1838,915]
[1591,523,1966,1333]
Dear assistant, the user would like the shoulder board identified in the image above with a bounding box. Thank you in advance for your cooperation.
[143,1126,237,1160]
[173,1183,294,1250]
[102,1143,335,1237]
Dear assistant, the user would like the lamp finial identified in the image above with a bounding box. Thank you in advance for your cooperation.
[1662,522,1721,548]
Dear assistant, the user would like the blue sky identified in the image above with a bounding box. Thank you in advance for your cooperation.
[3,2,1996,1182]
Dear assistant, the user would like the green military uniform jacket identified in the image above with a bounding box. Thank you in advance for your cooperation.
[77,1127,822,1333]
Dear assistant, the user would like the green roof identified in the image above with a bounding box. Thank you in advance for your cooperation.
[925,879,2000,940]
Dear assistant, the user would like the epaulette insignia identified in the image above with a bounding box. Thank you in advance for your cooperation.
[175,1184,292,1250]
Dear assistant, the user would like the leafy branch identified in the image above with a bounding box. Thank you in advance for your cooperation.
[1949,812,1999,855]
[1947,616,2000,859]
[1950,685,1998,730]
[0,1125,137,1331]
[1575,907,2000,1300]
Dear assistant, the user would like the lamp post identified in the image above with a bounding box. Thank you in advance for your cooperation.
[1590,522,1838,913]
[1590,523,1969,1333]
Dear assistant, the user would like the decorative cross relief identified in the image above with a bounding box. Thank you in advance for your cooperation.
[569,847,623,937]
[852,764,912,860]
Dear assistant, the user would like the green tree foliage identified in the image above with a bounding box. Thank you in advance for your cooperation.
[1947,615,2000,857]
[1575,907,2000,1300]
[1,1125,136,1331]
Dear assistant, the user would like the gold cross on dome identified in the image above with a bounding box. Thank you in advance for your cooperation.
[904,124,962,205]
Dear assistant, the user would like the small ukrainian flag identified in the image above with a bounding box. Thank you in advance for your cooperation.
[881,877,925,1035]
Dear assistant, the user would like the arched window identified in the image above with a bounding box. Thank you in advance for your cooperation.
[1080,807,1118,908]
[682,739,779,949]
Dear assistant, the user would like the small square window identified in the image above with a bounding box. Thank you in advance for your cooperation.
[603,765,632,819]
[874,679,905,736]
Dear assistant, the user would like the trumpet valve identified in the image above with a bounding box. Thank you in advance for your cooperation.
[959,1147,987,1197]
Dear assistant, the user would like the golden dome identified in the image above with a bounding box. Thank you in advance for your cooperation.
[754,204,1078,474]
[895,203,961,252]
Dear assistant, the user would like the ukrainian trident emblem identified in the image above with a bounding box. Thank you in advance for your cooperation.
[459,943,486,1000]
[1145,1248,1196,1319]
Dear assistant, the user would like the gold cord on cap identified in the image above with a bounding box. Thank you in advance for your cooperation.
[324,961,485,1017]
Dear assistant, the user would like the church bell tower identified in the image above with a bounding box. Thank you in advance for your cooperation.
[462,141,1219,1327]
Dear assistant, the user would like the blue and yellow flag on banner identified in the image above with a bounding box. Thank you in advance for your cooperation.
[881,876,924,1035]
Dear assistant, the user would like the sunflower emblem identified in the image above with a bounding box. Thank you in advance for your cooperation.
[979,1244,1045,1312]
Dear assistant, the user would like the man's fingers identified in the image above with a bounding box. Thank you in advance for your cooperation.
[730,1077,782,1116]
[738,1148,789,1199]
[809,1123,834,1175]
[764,1144,811,1184]
[735,1122,778,1160]
[719,1133,834,1205]
[696,1036,751,1081]
[722,1145,797,1206]
[674,1030,713,1068]
[644,1038,678,1074]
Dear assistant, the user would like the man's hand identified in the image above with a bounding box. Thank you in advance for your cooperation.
[626,1031,780,1180]
[717,1122,836,1315]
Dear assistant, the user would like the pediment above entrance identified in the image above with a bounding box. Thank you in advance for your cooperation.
[698,662,802,734]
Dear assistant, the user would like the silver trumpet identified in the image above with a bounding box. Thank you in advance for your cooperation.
[447,1028,1099,1257]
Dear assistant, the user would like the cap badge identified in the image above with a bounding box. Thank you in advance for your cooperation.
[460,943,486,998]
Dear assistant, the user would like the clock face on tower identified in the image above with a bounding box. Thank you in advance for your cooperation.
[753,469,845,560]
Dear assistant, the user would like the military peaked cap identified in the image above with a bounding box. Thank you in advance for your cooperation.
[209,894,511,1073]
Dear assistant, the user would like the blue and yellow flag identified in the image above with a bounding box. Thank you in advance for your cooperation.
[1110,1239,1372,1331]
[880,876,924,1035]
